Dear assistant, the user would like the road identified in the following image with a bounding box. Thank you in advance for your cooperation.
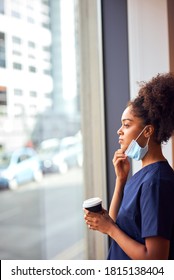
[0,168,86,260]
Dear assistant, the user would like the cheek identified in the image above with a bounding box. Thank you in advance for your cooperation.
[120,139,131,151]
[123,131,136,147]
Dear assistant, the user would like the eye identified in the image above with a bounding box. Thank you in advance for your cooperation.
[123,123,129,128]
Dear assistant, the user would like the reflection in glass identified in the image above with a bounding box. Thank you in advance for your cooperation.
[0,0,85,260]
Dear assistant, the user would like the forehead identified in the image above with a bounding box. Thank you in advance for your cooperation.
[121,106,142,124]
[121,106,133,121]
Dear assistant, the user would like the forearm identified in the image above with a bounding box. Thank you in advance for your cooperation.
[107,223,169,260]
[109,179,126,222]
[108,223,148,259]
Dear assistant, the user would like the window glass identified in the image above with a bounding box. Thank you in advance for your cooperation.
[0,0,86,260]
[0,32,5,67]
[14,89,23,96]
[0,86,7,106]
[0,0,4,14]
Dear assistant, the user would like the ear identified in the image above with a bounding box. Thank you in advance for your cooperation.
[144,125,154,138]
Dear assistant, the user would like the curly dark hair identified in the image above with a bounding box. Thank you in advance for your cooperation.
[128,73,174,144]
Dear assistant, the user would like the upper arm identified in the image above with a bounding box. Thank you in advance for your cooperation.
[145,236,170,259]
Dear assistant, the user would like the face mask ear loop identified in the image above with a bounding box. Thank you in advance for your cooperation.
[135,126,147,141]
[146,136,150,146]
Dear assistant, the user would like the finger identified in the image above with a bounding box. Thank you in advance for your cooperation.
[85,211,99,218]
[88,224,96,231]
[113,157,127,167]
[83,209,89,214]
[113,150,126,161]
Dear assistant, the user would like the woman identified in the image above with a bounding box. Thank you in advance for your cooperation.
[84,73,174,259]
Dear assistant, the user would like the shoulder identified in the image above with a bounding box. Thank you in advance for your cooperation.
[142,161,174,181]
[141,161,174,193]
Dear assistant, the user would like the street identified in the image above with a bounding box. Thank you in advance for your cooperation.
[0,168,86,260]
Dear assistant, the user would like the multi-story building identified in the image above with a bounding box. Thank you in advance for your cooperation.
[0,0,53,150]
[0,0,80,151]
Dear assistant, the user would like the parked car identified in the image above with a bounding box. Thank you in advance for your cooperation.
[38,136,83,174]
[37,138,60,174]
[0,147,43,190]
[52,136,83,174]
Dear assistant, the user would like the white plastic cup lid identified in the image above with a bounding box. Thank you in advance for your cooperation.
[83,197,102,208]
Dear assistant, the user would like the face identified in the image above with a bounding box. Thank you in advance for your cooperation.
[117,106,146,152]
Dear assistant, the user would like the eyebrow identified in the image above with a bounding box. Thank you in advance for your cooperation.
[121,118,133,122]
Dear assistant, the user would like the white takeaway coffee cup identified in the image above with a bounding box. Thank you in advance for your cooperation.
[83,197,102,212]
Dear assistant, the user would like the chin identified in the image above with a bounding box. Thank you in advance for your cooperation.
[121,145,128,153]
[120,144,125,151]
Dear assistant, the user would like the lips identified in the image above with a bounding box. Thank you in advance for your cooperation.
[119,138,123,143]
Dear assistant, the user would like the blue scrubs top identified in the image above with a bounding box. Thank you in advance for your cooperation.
[107,161,174,260]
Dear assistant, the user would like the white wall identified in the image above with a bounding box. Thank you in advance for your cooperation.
[127,0,172,173]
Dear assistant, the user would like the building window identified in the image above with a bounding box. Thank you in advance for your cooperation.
[42,0,50,6]
[13,62,22,70]
[44,92,51,98]
[27,5,33,11]
[30,91,37,97]
[0,32,6,68]
[0,86,7,105]
[43,69,51,75]
[12,50,22,56]
[14,89,23,96]
[29,66,36,72]
[11,10,21,18]
[42,22,50,29]
[0,0,105,262]
[27,17,35,24]
[12,36,22,44]
[28,41,35,48]
[28,55,36,60]
[43,46,50,52]
[0,0,4,14]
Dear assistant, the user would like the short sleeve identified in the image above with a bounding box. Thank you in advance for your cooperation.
[140,177,174,240]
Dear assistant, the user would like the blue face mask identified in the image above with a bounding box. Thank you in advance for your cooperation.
[125,126,150,161]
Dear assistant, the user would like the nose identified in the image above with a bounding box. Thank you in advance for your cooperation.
[117,126,122,135]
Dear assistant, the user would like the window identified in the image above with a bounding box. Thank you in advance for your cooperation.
[29,66,36,72]
[28,41,35,48]
[42,0,49,6]
[0,0,106,261]
[14,89,23,96]
[12,50,22,56]
[28,54,35,59]
[44,92,51,98]
[13,62,22,70]
[0,0,4,14]
[0,86,7,105]
[12,36,22,44]
[43,69,51,75]
[0,32,6,67]
[11,10,21,18]
[30,91,37,97]
[42,22,50,29]
[43,46,50,52]
[12,36,22,56]
[27,17,35,24]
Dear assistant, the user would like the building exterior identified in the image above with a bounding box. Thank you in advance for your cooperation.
[0,0,53,150]
[0,0,174,260]
[0,0,80,150]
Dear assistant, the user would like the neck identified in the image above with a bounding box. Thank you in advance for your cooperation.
[142,141,166,167]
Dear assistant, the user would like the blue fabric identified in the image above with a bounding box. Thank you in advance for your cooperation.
[107,161,174,260]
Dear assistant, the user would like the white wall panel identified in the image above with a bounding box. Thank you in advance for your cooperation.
[127,0,172,172]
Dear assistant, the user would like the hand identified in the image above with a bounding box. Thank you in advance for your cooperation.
[112,149,130,181]
[84,208,115,235]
